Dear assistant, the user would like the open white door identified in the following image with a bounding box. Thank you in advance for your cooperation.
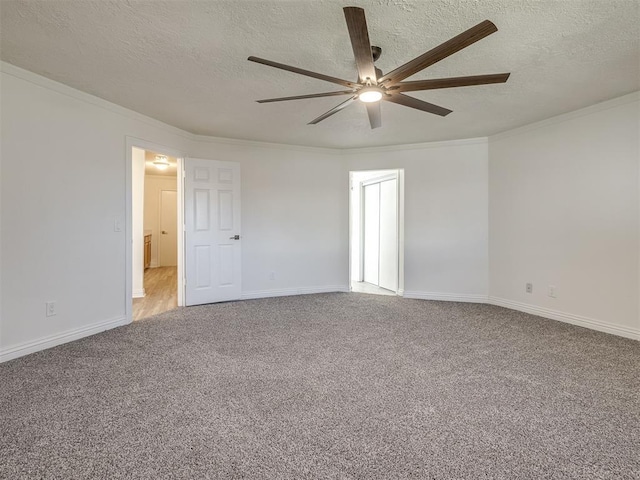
[184,158,241,306]
[378,179,398,291]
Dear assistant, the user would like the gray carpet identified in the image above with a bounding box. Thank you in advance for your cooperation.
[1,293,639,479]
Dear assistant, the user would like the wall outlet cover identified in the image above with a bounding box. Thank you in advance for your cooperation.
[46,301,57,317]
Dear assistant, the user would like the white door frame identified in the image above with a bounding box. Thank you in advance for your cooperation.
[349,169,405,296]
[125,136,186,323]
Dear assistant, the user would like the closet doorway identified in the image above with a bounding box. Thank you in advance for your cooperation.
[349,170,404,296]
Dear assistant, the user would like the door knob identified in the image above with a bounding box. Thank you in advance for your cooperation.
[162,230,168,234]
[230,234,241,240]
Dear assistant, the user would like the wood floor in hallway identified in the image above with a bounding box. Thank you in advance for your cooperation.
[133,266,178,321]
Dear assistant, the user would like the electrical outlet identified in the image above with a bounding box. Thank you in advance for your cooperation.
[548,285,557,298]
[113,216,122,232]
[46,301,57,317]
[269,271,276,281]
[526,283,533,294]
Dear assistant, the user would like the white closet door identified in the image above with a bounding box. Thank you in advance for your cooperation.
[378,179,398,291]
[363,182,380,285]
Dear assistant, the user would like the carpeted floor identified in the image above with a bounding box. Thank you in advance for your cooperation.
[1,293,639,479]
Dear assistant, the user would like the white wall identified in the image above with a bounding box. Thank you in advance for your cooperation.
[132,147,146,297]
[189,140,348,298]
[489,93,640,338]
[345,140,489,301]
[1,60,637,362]
[144,175,177,268]
[0,64,191,361]
[1,64,348,361]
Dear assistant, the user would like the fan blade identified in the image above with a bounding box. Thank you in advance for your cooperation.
[308,96,357,125]
[248,56,358,88]
[365,102,382,129]
[390,73,510,92]
[384,93,452,117]
[343,7,377,84]
[257,90,355,103]
[379,20,498,86]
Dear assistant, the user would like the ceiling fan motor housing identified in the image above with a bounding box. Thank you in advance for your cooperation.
[371,46,382,62]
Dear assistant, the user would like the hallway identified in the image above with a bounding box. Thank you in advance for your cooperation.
[132,266,178,321]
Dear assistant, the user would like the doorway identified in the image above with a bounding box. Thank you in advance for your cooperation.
[129,143,184,321]
[349,169,404,296]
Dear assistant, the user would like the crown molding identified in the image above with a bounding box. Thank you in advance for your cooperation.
[2,61,345,154]
[4,61,636,155]
[340,137,488,155]
[190,134,341,155]
[490,91,640,142]
[1,61,194,141]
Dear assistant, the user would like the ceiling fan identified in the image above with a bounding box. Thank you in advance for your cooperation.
[248,6,510,129]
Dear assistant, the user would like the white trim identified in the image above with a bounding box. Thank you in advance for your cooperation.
[240,285,350,300]
[132,289,145,298]
[0,62,339,154]
[191,134,339,155]
[0,316,128,363]
[341,137,488,155]
[176,157,185,308]
[4,61,636,153]
[403,291,489,303]
[400,292,639,340]
[1,62,192,140]
[361,173,398,187]
[490,91,640,142]
[488,297,640,341]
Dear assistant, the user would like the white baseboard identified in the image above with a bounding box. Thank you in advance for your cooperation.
[132,289,145,298]
[0,316,129,363]
[403,291,489,303]
[487,297,640,341]
[241,285,350,300]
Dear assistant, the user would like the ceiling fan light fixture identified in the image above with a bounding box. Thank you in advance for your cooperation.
[249,7,509,128]
[153,155,170,170]
[358,87,383,103]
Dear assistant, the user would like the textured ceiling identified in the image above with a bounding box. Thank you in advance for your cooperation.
[1,0,638,148]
